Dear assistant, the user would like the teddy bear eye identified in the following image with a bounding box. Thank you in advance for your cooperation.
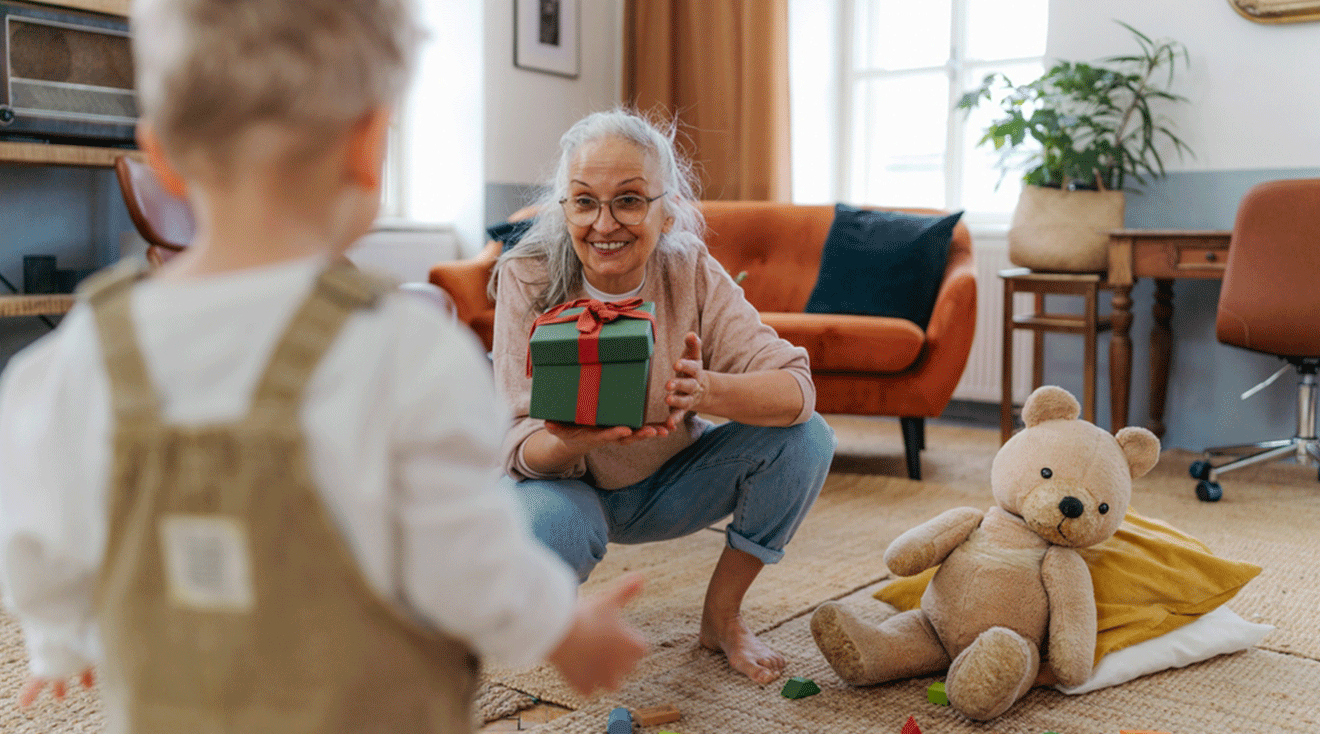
[1040,467,1053,479]
[1099,503,1109,514]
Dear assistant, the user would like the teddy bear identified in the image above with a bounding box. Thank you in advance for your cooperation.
[810,385,1160,720]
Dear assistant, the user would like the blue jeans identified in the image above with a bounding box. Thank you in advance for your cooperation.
[507,414,836,581]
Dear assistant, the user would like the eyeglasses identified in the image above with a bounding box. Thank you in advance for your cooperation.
[559,192,667,227]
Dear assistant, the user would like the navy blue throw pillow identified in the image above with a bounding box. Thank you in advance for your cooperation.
[804,204,962,329]
[487,218,536,252]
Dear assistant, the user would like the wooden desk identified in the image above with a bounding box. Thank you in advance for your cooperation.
[1107,229,1232,437]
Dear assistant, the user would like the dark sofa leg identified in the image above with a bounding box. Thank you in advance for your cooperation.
[901,417,924,480]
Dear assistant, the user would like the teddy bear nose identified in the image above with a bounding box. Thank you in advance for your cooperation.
[1058,496,1085,519]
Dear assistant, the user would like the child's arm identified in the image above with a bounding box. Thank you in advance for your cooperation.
[0,317,108,699]
[386,304,610,669]
[545,574,647,695]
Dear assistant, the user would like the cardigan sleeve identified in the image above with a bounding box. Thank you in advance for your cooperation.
[490,258,589,481]
[692,250,815,425]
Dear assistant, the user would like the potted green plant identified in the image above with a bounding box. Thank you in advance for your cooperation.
[958,23,1193,272]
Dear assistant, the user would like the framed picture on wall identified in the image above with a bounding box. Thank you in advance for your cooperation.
[1229,0,1320,23]
[514,0,580,78]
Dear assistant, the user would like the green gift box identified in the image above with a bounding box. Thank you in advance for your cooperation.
[528,300,655,429]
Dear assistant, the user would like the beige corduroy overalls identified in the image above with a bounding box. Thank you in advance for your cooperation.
[84,263,478,734]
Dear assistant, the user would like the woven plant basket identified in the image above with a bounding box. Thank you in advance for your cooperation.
[1007,184,1126,272]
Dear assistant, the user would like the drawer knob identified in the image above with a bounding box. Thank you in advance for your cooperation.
[1205,251,1217,262]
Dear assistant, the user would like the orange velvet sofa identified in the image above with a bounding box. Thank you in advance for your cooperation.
[429,201,977,480]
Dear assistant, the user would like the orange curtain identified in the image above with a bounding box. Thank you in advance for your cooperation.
[624,0,791,201]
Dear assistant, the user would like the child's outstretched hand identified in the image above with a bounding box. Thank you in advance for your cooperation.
[18,668,95,708]
[547,573,647,696]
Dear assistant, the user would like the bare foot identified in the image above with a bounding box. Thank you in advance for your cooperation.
[699,611,786,684]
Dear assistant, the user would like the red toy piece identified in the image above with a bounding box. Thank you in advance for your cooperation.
[901,715,922,734]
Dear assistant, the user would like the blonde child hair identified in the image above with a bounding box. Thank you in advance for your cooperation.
[131,0,420,181]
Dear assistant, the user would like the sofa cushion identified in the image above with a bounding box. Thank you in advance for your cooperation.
[487,218,536,252]
[760,312,925,373]
[804,204,963,329]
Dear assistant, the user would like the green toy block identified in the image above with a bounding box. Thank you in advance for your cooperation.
[528,302,655,429]
[780,676,820,699]
[926,680,948,706]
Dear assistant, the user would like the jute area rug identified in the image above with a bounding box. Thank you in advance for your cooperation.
[479,416,1320,733]
[1,416,1316,733]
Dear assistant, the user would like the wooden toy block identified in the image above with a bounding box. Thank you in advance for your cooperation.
[607,706,632,734]
[633,703,681,726]
[780,676,821,699]
[926,680,949,706]
[901,715,922,734]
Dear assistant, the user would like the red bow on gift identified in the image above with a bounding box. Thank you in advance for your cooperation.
[526,298,656,426]
[525,297,656,377]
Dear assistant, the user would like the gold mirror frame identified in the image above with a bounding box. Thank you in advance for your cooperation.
[1229,0,1320,23]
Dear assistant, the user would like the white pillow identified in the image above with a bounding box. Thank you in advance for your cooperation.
[1056,606,1274,695]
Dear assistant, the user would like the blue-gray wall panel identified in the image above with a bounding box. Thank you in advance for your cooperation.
[1041,167,1320,453]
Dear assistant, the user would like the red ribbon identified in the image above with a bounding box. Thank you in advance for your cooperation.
[526,298,656,425]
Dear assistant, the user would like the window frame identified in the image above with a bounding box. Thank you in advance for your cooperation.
[836,0,1046,227]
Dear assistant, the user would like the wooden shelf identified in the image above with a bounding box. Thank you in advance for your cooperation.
[29,0,128,16]
[0,140,140,168]
[0,294,75,318]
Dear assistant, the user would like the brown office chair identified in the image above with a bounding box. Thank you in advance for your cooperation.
[1189,178,1320,501]
[113,155,194,267]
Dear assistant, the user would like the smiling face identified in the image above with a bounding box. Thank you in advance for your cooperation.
[565,135,672,293]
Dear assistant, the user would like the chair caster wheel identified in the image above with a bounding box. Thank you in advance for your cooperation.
[1189,460,1212,481]
[1195,480,1222,502]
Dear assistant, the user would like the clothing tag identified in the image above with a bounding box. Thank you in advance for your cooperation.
[159,514,256,613]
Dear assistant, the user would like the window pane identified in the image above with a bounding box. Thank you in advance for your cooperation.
[856,0,951,71]
[851,72,948,207]
[959,61,1044,216]
[965,0,1047,61]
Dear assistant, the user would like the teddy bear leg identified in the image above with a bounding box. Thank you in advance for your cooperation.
[945,626,1040,721]
[810,604,950,686]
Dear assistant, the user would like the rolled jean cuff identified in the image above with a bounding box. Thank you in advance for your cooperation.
[726,527,785,565]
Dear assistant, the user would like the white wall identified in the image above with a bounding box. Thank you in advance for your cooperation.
[1047,1,1320,172]
[484,0,624,186]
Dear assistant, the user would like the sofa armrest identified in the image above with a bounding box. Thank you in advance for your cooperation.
[428,239,500,329]
[910,241,978,411]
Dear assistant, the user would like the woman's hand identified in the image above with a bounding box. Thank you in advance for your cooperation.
[18,668,95,708]
[664,332,708,430]
[543,420,671,452]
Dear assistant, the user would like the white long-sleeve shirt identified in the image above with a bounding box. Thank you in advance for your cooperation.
[0,255,576,678]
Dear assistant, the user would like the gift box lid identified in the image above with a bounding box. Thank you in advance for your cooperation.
[530,301,655,366]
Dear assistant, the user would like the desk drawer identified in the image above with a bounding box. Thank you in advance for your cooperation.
[1175,246,1228,273]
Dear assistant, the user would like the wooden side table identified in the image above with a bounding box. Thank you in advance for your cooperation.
[1000,268,1112,443]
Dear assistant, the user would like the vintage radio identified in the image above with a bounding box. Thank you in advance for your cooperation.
[1,0,136,145]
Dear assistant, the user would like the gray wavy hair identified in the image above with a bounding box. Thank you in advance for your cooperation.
[490,108,705,313]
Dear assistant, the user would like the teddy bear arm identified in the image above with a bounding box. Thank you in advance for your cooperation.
[1041,546,1097,687]
[883,507,984,577]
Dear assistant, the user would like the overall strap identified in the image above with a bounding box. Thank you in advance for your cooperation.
[248,264,391,416]
[82,260,160,425]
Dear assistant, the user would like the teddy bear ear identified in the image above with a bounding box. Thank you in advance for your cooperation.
[1021,385,1080,427]
[1116,426,1161,479]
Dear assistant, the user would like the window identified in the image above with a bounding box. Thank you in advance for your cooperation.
[837,0,1048,223]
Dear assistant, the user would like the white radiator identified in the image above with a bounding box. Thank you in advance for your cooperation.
[951,234,1034,405]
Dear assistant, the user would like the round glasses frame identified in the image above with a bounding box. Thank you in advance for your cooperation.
[559,192,668,227]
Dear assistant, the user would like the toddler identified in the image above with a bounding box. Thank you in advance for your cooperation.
[0,0,644,731]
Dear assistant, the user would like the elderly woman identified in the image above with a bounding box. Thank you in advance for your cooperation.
[490,109,835,684]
